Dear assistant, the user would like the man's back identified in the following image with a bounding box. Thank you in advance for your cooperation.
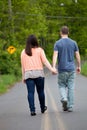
[54,37,78,72]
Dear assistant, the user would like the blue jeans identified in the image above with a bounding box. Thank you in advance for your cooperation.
[25,77,45,112]
[58,71,75,108]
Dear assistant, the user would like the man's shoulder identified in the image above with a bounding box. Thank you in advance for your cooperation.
[55,38,62,44]
[68,38,76,43]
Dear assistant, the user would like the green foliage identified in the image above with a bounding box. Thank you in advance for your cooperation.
[0,40,22,76]
[0,74,20,94]
[81,61,87,76]
[0,0,87,77]
[65,1,87,55]
[44,42,54,63]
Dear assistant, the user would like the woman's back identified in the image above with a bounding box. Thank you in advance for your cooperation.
[21,47,46,71]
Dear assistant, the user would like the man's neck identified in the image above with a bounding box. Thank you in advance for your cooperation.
[61,35,68,38]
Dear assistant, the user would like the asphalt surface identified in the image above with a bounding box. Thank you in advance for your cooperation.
[0,71,87,130]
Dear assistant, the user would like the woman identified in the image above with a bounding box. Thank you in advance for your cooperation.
[21,35,57,116]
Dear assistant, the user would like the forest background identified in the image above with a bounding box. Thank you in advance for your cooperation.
[0,0,87,93]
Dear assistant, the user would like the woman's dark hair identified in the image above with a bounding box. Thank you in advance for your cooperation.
[25,35,39,56]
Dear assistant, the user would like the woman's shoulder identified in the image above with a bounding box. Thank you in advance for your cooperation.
[33,47,44,52]
[38,47,44,51]
[21,49,25,55]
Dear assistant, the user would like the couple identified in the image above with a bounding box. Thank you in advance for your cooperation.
[21,26,81,116]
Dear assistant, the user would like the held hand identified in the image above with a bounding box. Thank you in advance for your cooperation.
[76,67,81,74]
[52,68,58,75]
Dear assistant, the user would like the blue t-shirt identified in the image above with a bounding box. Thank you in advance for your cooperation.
[54,37,79,72]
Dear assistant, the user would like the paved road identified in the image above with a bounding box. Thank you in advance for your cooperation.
[0,72,87,130]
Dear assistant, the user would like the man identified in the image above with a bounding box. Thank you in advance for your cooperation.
[52,26,81,112]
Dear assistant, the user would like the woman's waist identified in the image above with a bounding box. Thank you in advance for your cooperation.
[24,70,44,79]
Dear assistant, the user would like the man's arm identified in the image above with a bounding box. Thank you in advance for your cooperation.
[75,51,81,73]
[52,51,58,68]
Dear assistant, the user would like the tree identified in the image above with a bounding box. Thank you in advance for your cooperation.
[0,0,87,75]
[65,0,87,55]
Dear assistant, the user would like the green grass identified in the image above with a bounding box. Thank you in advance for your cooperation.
[0,74,21,94]
[81,61,87,76]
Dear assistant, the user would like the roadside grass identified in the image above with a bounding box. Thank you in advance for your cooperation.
[0,74,21,94]
[81,61,87,76]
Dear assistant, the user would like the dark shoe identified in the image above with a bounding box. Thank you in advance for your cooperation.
[31,112,36,116]
[41,106,47,113]
[68,107,73,112]
[62,101,68,111]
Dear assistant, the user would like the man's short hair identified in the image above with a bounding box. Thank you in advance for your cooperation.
[60,26,69,35]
